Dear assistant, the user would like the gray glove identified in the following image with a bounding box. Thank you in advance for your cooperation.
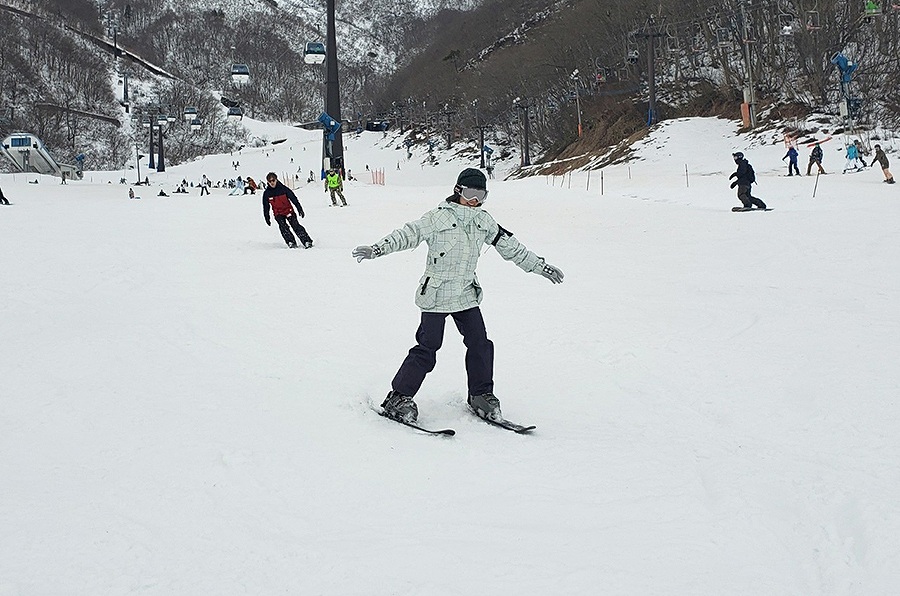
[352,245,382,262]
[535,260,564,284]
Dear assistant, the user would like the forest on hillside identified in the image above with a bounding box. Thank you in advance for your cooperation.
[376,0,900,163]
[0,0,898,171]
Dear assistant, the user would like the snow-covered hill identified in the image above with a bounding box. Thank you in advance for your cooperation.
[1,118,898,595]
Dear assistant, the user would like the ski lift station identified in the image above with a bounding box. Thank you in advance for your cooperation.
[1,132,83,180]
[304,42,326,64]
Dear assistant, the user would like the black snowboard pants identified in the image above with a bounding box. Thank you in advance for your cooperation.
[737,184,766,209]
[392,307,494,397]
[275,213,312,246]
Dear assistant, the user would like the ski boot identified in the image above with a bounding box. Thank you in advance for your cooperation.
[381,391,418,423]
[468,392,502,422]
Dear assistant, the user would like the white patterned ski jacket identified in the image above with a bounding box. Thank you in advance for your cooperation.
[372,199,546,313]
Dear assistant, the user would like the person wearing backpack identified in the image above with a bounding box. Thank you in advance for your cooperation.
[806,143,826,175]
[729,152,767,210]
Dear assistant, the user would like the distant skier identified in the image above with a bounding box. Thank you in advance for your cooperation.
[325,169,347,207]
[729,152,767,210]
[843,144,863,173]
[352,167,565,425]
[0,186,9,205]
[806,143,826,175]
[873,144,895,184]
[263,172,313,248]
[783,146,801,176]
[854,140,869,168]
[229,177,244,196]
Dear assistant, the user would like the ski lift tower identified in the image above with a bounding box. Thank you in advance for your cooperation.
[739,0,758,129]
[324,0,344,173]
[635,15,666,126]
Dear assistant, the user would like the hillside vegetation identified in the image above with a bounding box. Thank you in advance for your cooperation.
[1,0,898,171]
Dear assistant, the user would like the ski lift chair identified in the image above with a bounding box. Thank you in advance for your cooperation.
[666,35,680,52]
[779,13,795,35]
[190,118,202,132]
[304,42,326,65]
[716,27,732,48]
[183,106,198,122]
[230,63,250,85]
[806,10,821,30]
[227,106,244,120]
[864,0,882,16]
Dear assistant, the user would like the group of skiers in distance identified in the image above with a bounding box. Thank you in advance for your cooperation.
[734,138,894,211]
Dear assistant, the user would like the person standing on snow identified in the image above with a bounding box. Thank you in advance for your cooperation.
[843,144,863,173]
[263,172,314,248]
[783,146,801,176]
[854,140,869,168]
[873,145,895,184]
[325,169,347,207]
[0,186,9,205]
[729,152,767,210]
[807,143,826,175]
[352,168,565,425]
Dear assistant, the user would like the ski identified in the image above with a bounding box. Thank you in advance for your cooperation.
[732,206,773,212]
[470,409,536,434]
[379,412,455,436]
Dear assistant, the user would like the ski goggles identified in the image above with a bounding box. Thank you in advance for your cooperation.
[459,186,488,204]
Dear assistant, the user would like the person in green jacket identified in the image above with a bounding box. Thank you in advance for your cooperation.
[325,169,347,207]
[352,168,564,424]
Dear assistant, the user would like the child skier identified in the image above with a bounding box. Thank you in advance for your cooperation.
[352,168,564,425]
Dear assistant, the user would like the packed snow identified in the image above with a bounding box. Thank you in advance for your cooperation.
[1,117,898,595]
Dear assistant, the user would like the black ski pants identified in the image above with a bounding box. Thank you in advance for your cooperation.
[274,213,312,246]
[737,184,766,209]
[392,307,494,397]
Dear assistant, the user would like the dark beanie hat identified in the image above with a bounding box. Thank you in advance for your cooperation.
[456,168,487,190]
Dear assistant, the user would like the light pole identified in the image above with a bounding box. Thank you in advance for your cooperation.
[740,0,757,128]
[473,99,488,169]
[142,112,155,171]
[324,0,344,172]
[121,70,130,113]
[156,112,167,172]
[571,69,583,137]
[513,97,532,167]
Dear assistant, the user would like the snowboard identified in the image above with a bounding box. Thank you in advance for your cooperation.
[732,206,773,212]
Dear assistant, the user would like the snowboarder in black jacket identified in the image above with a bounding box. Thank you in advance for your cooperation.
[262,173,313,248]
[806,143,826,175]
[729,152,766,210]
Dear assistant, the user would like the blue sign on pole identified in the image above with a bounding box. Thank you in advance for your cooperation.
[318,112,342,140]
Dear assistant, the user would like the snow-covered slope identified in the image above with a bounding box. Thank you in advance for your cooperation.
[1,118,898,595]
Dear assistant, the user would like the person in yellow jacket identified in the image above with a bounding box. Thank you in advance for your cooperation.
[325,169,347,207]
